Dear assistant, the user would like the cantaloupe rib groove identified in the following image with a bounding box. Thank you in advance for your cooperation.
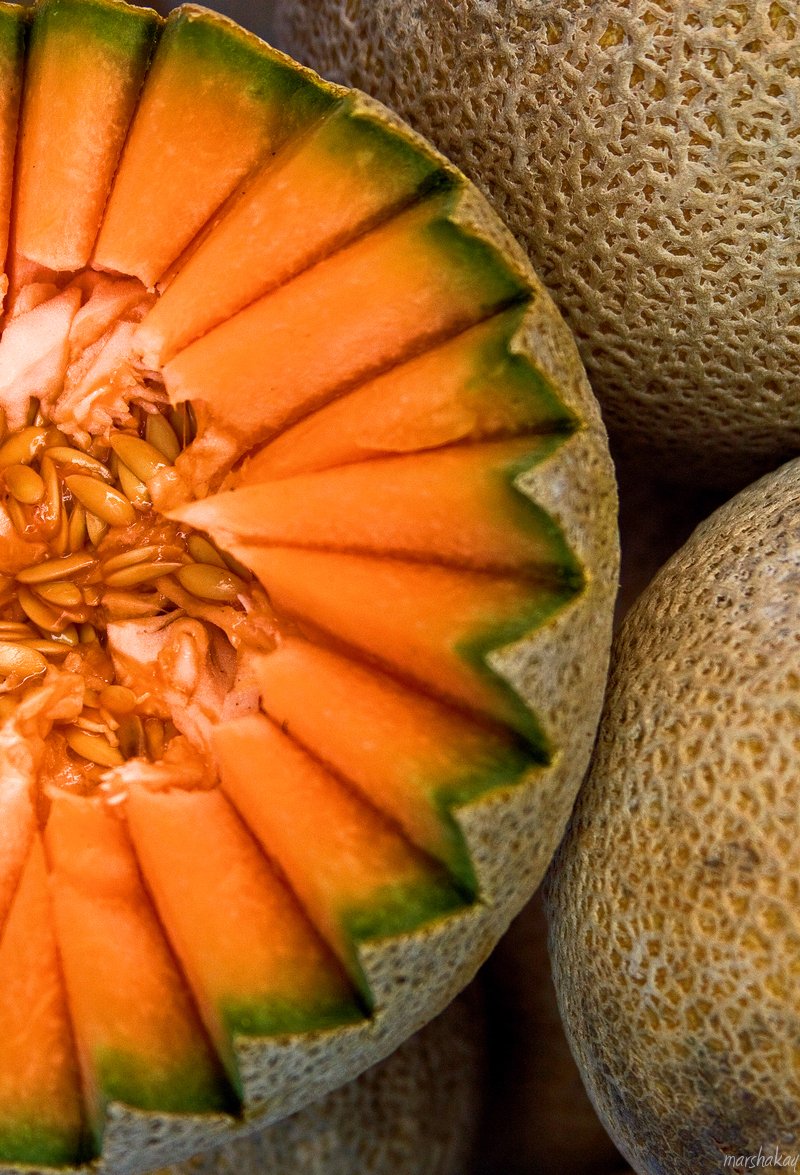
[0,2,619,1170]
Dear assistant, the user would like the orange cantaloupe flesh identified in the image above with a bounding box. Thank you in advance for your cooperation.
[253,637,537,891]
[93,6,334,287]
[135,98,445,367]
[0,766,35,932]
[45,794,234,1145]
[245,307,574,480]
[0,4,25,303]
[238,545,570,744]
[13,0,158,272]
[180,437,573,576]
[0,836,85,1167]
[213,715,464,999]
[126,786,362,1092]
[163,187,527,451]
[0,285,81,427]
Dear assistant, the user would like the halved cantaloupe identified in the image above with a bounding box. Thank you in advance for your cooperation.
[0,1,618,1170]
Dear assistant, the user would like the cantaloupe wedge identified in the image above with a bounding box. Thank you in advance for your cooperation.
[175,438,577,577]
[135,96,445,367]
[212,714,464,997]
[0,2,618,1170]
[163,186,528,473]
[253,636,537,889]
[126,786,362,1092]
[45,796,235,1146]
[13,0,158,272]
[237,545,570,742]
[0,836,85,1167]
[93,5,335,287]
[238,306,574,480]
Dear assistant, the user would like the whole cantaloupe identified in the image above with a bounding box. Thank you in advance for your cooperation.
[545,457,800,1171]
[273,0,800,488]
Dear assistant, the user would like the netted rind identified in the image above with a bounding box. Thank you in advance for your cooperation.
[546,457,800,1172]
[274,0,800,488]
[153,992,483,1175]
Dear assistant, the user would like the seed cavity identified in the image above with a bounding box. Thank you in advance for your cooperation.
[0,394,265,784]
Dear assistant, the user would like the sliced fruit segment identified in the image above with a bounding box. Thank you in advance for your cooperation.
[13,0,159,272]
[244,307,574,480]
[136,96,446,367]
[240,546,572,742]
[0,747,35,931]
[93,5,335,286]
[126,786,363,1090]
[165,186,528,473]
[180,438,576,577]
[45,794,234,1146]
[254,637,538,890]
[213,714,464,998]
[0,836,85,1166]
[0,285,81,426]
[0,4,25,302]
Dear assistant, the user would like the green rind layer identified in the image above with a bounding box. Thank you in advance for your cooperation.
[319,95,446,195]
[222,992,365,1042]
[468,303,578,433]
[162,6,335,141]
[0,1119,90,1167]
[342,875,466,944]
[340,875,467,1003]
[29,0,159,60]
[424,189,531,312]
[95,1047,238,1118]
[0,4,26,66]
[431,741,539,894]
[456,581,579,751]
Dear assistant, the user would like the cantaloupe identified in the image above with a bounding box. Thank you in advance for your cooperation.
[0,1,618,1170]
[274,0,800,489]
[546,458,800,1171]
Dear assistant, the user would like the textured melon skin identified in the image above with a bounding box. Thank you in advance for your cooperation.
[546,458,800,1172]
[154,993,483,1175]
[0,7,618,1172]
[274,0,800,489]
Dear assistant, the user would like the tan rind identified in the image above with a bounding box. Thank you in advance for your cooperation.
[154,991,484,1175]
[274,0,800,489]
[546,457,800,1172]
